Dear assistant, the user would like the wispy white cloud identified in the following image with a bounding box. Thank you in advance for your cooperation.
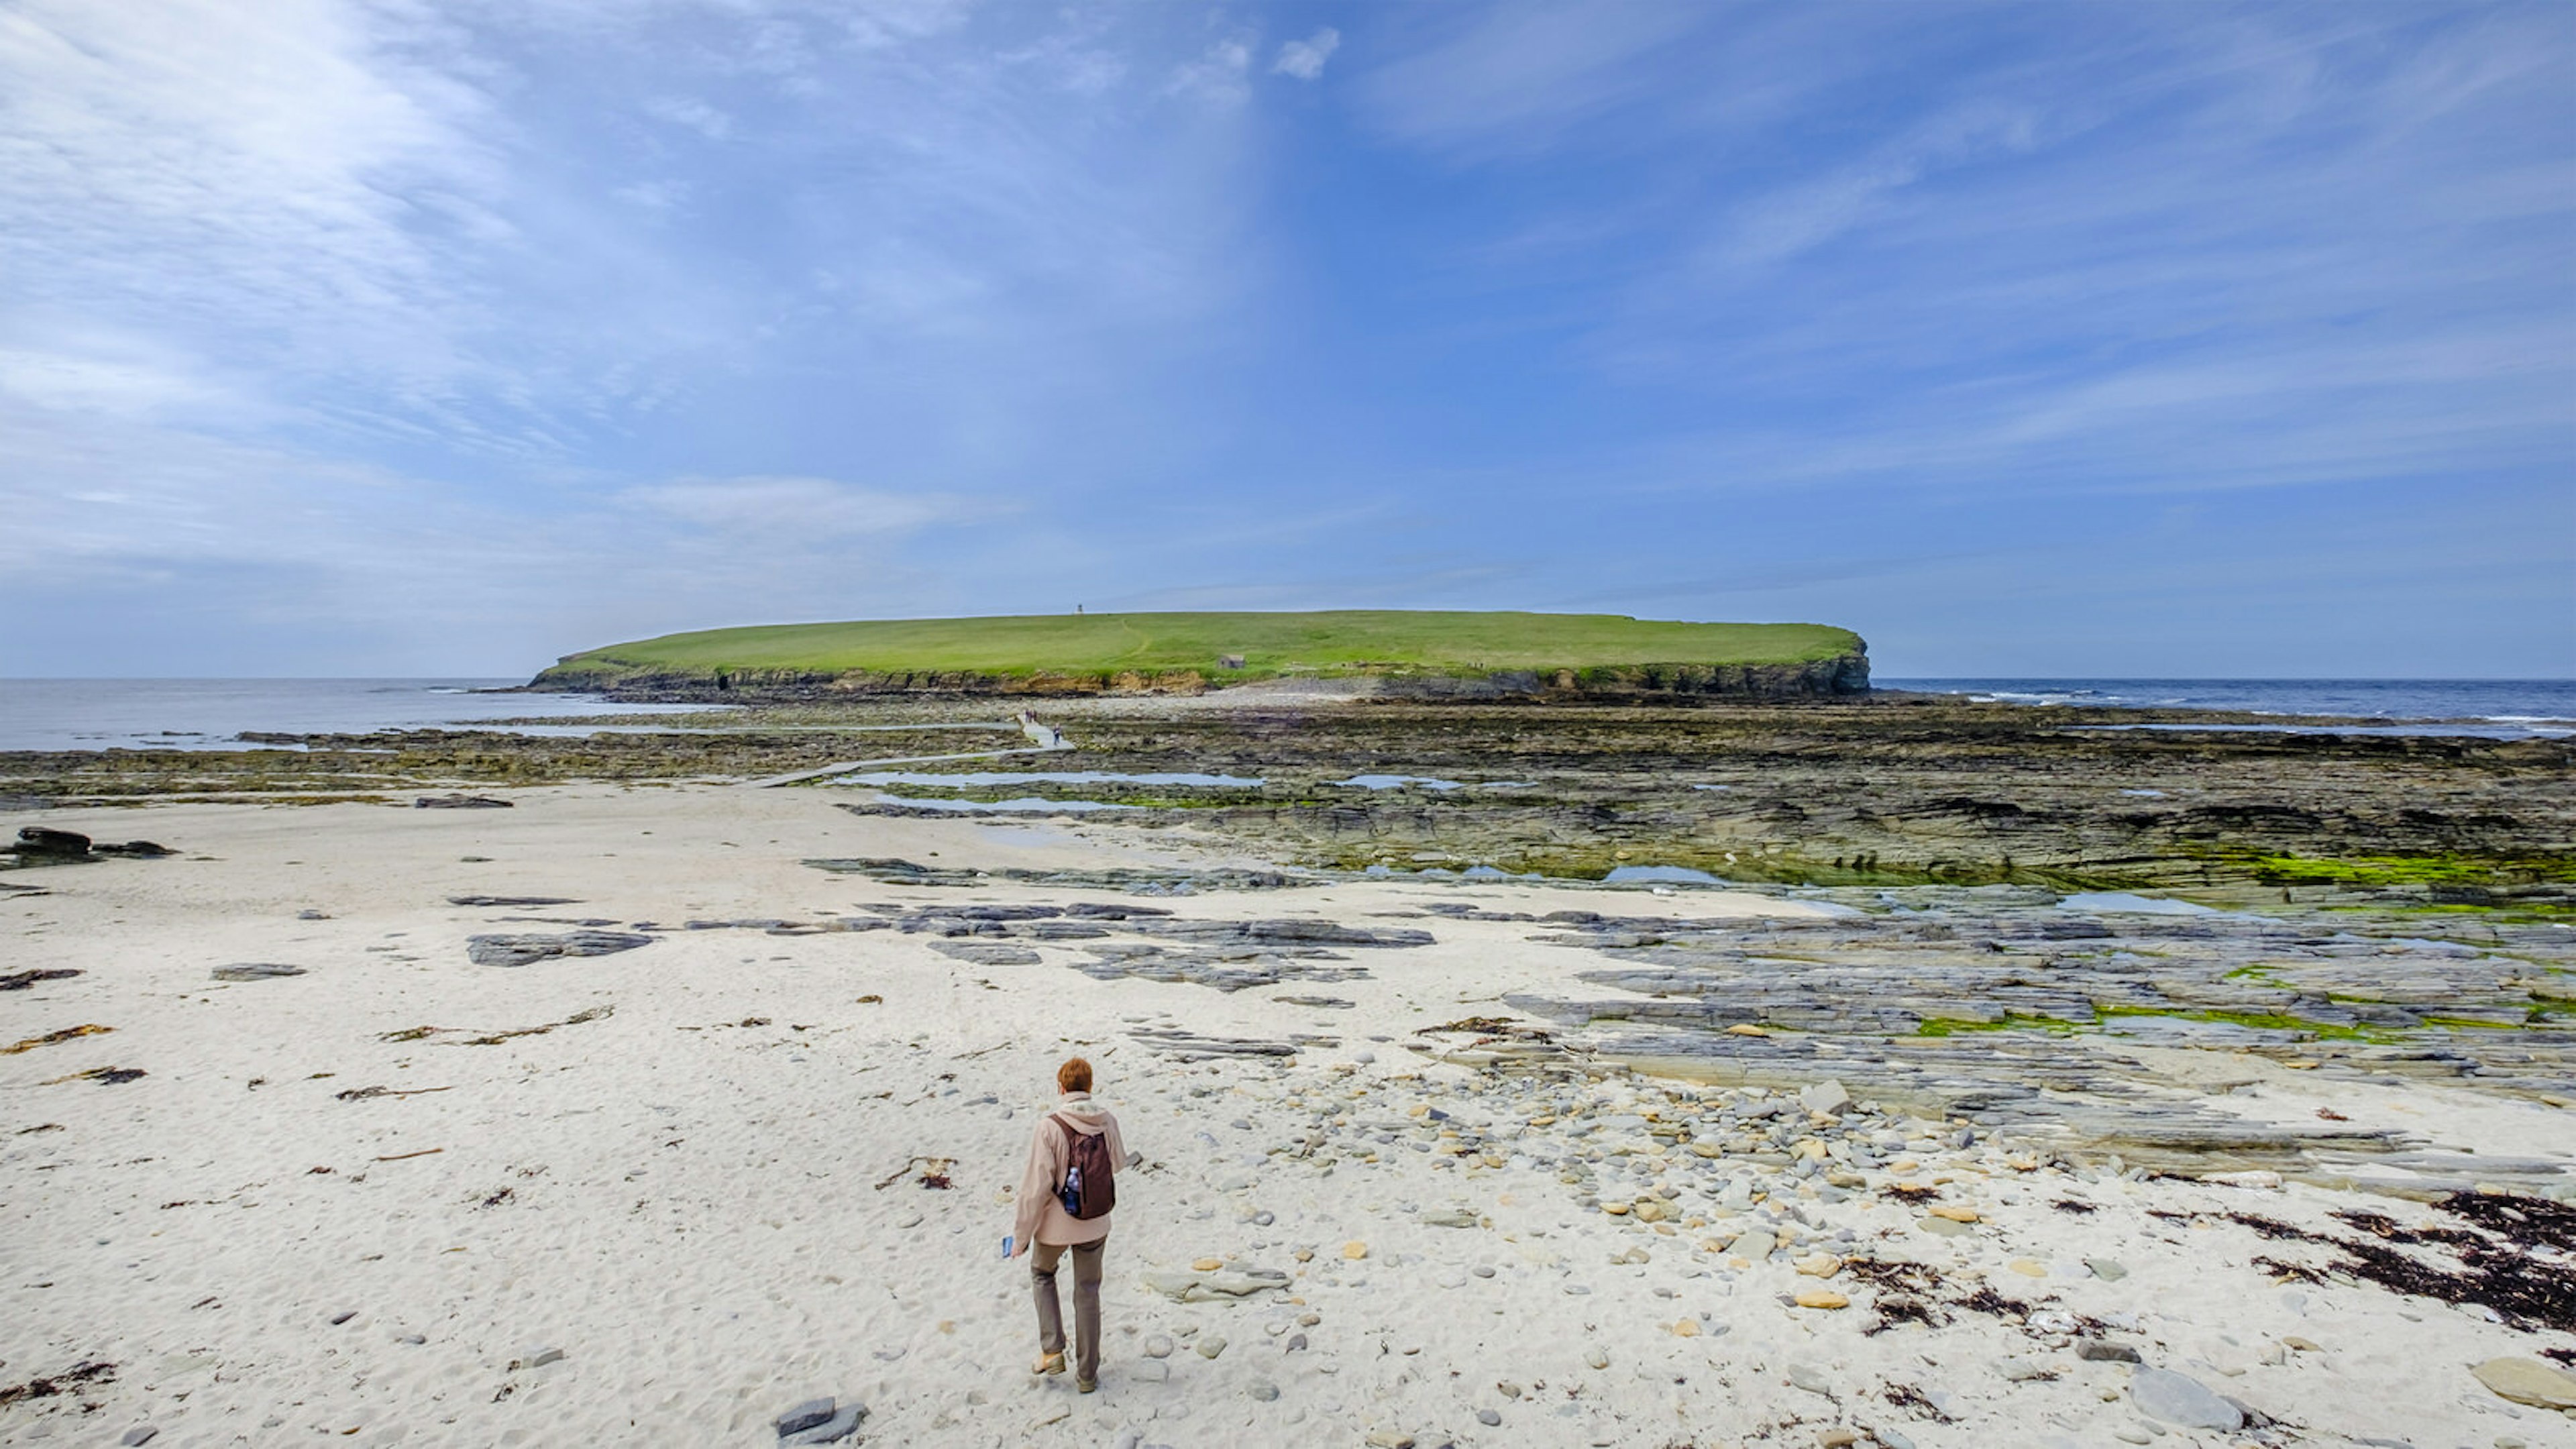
[1169,38,1253,103]
[644,94,734,140]
[1273,28,1340,82]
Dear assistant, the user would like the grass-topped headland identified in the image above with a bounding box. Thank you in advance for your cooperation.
[531,610,1869,701]
[533,611,1867,699]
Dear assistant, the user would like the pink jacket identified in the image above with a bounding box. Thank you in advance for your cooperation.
[1013,1094,1126,1248]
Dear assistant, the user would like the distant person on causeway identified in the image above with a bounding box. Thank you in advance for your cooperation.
[1012,1057,1128,1391]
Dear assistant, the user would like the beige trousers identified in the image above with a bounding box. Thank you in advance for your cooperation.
[1031,1235,1106,1381]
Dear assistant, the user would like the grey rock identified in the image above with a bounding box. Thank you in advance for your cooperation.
[468,930,651,967]
[1786,1363,1830,1395]
[2078,1340,2143,1363]
[213,962,307,981]
[1285,1334,1307,1352]
[1248,1382,1280,1401]
[121,1429,158,1446]
[1798,1079,1851,1116]
[780,1404,865,1446]
[2131,1366,2244,1430]
[329,1310,357,1326]
[775,1398,836,1436]
[396,1334,426,1346]
[414,794,511,808]
[2087,1257,2129,1281]
[1477,1408,1502,1426]
[928,941,1042,967]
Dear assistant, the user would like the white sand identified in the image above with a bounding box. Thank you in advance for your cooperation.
[4,786,2572,1447]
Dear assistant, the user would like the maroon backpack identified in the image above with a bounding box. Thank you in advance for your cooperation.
[1051,1115,1116,1220]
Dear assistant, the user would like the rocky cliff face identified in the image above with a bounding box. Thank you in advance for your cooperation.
[531,648,1872,703]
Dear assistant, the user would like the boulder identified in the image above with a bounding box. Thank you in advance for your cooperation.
[7,827,91,859]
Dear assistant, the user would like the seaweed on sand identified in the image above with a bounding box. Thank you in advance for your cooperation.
[1864,1297,1946,1336]
[1882,1383,1955,1422]
[2050,1198,2098,1214]
[1881,1183,1941,1204]
[2224,1191,2576,1333]
[1949,1285,2031,1321]
[0,1360,115,1407]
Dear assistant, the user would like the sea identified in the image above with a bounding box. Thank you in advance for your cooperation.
[1878,678,2575,740]
[0,677,2568,752]
[0,679,715,753]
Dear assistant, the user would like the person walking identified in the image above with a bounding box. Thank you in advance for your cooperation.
[1012,1057,1126,1392]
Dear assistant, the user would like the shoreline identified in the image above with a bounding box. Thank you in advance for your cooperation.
[4,784,2574,1446]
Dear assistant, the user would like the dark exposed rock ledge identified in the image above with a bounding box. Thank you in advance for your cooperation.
[526,651,1871,704]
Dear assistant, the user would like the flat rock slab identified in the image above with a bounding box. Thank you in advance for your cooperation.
[449,895,580,907]
[1139,1268,1291,1302]
[928,941,1042,967]
[212,963,307,981]
[2131,1366,2243,1430]
[415,794,511,808]
[468,931,653,967]
[780,1403,865,1445]
[2473,1357,2576,1409]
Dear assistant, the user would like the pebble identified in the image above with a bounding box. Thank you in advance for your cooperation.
[1786,1364,1829,1395]
[120,1430,157,1447]
[1918,1216,1972,1238]
[1132,1360,1171,1383]
[2087,1258,2129,1281]
[1285,1334,1307,1352]
[1363,1433,1412,1449]
[1248,1382,1280,1401]
[2007,1258,2048,1277]
[2078,1341,2143,1364]
[1585,1347,1610,1369]
[1143,1335,1174,1358]
[1792,1287,1849,1309]
[396,1334,426,1346]
[1477,1407,1502,1426]
[513,1345,564,1370]
[1197,1334,1228,1360]
[1344,1241,1369,1260]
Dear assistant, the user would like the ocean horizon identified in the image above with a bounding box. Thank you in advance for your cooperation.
[0,676,2569,753]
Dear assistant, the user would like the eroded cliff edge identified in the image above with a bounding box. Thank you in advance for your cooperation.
[528,649,1870,702]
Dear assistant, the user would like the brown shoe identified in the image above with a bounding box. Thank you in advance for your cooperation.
[1077,1377,1096,1394]
[1032,1352,1065,1376]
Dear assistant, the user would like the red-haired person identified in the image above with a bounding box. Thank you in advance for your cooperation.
[1012,1057,1128,1392]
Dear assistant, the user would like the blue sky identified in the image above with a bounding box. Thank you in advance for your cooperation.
[3,0,2569,678]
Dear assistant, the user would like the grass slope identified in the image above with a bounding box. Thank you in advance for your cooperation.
[541,611,1862,683]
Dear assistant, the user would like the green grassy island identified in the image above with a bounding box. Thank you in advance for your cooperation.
[531,610,1869,700]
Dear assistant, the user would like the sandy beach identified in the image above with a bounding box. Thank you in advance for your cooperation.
[5,784,2573,1448]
